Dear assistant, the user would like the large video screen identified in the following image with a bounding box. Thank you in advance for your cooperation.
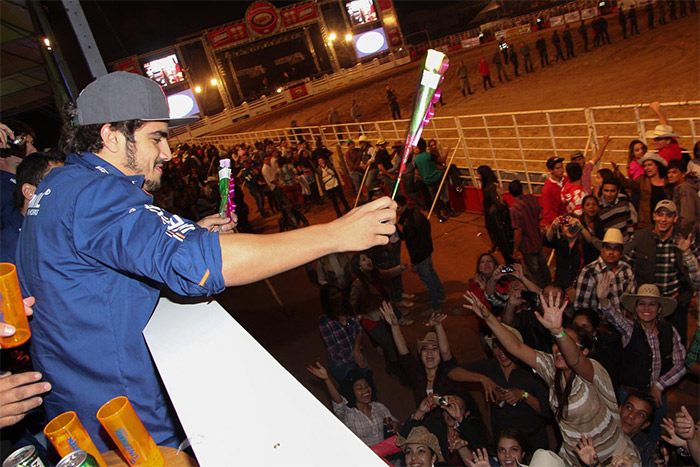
[353,27,389,58]
[166,88,200,119]
[345,0,377,26]
[142,54,185,87]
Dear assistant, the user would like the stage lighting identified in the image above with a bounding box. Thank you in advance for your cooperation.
[195,86,202,93]
[210,78,218,86]
[329,32,337,41]
[345,33,353,42]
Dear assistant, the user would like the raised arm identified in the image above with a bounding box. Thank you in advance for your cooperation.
[220,197,396,285]
[463,291,537,368]
[430,313,453,361]
[596,270,633,344]
[589,135,611,166]
[380,301,409,355]
[307,362,343,404]
[649,101,670,126]
[535,291,595,382]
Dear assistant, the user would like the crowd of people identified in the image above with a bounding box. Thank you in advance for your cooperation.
[0,8,699,467]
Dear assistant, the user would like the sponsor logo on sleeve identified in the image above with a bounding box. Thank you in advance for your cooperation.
[143,204,196,241]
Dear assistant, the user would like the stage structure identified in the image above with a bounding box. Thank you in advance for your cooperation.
[109,0,404,116]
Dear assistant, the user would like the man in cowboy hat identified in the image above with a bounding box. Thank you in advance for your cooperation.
[648,101,682,163]
[598,282,686,441]
[628,200,700,346]
[575,228,635,312]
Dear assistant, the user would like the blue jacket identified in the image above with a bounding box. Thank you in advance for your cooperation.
[17,152,225,451]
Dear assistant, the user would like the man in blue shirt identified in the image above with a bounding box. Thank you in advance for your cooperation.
[17,72,397,451]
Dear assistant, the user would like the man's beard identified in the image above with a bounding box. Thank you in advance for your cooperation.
[125,142,161,193]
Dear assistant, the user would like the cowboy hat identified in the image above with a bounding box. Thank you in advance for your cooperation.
[638,151,668,167]
[358,134,369,143]
[484,324,523,350]
[570,150,584,160]
[645,124,679,139]
[521,449,565,467]
[621,283,677,318]
[592,228,633,255]
[417,332,438,353]
[395,426,444,462]
[376,139,387,146]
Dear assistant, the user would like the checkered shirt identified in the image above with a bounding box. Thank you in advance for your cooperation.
[574,257,636,311]
[319,315,362,364]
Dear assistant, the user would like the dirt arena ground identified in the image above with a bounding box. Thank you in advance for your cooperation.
[212,10,699,443]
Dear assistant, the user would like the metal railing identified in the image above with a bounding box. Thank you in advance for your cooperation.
[177,101,700,195]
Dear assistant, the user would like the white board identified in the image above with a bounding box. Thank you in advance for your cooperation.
[143,297,387,467]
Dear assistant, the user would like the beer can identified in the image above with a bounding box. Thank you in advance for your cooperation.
[56,450,99,467]
[2,446,45,467]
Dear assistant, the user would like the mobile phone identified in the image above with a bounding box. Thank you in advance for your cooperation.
[500,265,515,274]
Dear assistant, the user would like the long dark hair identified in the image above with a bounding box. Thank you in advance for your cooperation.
[319,284,353,321]
[476,252,499,276]
[477,165,498,192]
[628,139,647,164]
[553,324,593,420]
[495,428,532,465]
[338,369,376,408]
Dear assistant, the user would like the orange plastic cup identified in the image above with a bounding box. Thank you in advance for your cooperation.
[0,263,30,348]
[96,396,165,467]
[44,411,107,467]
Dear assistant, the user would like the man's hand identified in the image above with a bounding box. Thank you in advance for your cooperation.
[674,406,696,440]
[0,123,15,149]
[329,197,397,251]
[1,297,35,348]
[500,388,525,406]
[676,232,693,253]
[662,417,689,448]
[197,214,236,233]
[573,434,599,466]
[650,385,663,408]
[0,372,51,429]
[596,271,613,302]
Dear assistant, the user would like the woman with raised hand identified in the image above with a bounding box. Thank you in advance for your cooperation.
[307,362,398,447]
[380,301,488,406]
[463,290,640,466]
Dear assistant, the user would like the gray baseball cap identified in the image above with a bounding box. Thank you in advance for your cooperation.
[76,71,199,127]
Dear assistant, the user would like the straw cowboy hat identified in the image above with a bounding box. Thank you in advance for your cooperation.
[376,139,387,146]
[621,284,677,318]
[395,426,444,462]
[484,324,523,350]
[358,134,369,143]
[521,449,566,467]
[592,228,633,255]
[638,150,668,167]
[645,124,679,139]
[417,332,438,353]
[570,149,584,160]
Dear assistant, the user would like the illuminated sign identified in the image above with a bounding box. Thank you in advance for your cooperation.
[167,88,200,118]
[353,27,389,58]
[142,54,185,87]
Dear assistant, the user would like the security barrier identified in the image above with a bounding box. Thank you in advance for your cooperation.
[175,101,700,197]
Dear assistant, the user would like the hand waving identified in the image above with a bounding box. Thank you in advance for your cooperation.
[307,362,329,380]
[380,301,398,326]
[463,291,491,319]
[428,312,447,328]
[595,270,613,301]
[535,290,566,333]
[573,434,599,466]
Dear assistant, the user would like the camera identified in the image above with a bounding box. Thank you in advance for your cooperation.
[432,395,449,406]
[500,265,515,274]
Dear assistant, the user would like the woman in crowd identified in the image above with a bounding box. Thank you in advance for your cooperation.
[627,139,648,180]
[579,194,604,265]
[464,290,640,465]
[543,214,593,296]
[468,253,511,312]
[307,363,398,446]
[395,425,444,467]
[297,148,321,206]
[451,325,550,451]
[614,151,668,229]
[478,166,514,264]
[599,281,687,442]
[318,284,366,383]
[592,168,614,199]
[350,252,411,377]
[380,302,495,406]
[569,308,623,393]
[466,428,532,467]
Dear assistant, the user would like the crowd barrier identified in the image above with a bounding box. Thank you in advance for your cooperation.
[175,101,700,202]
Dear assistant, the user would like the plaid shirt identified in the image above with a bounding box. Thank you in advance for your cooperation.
[510,194,543,254]
[574,257,636,311]
[319,315,362,364]
[332,397,396,446]
[601,303,687,391]
[627,236,700,295]
[687,327,700,371]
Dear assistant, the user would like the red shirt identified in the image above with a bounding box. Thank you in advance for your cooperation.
[540,176,567,223]
[659,140,682,163]
[478,60,490,76]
